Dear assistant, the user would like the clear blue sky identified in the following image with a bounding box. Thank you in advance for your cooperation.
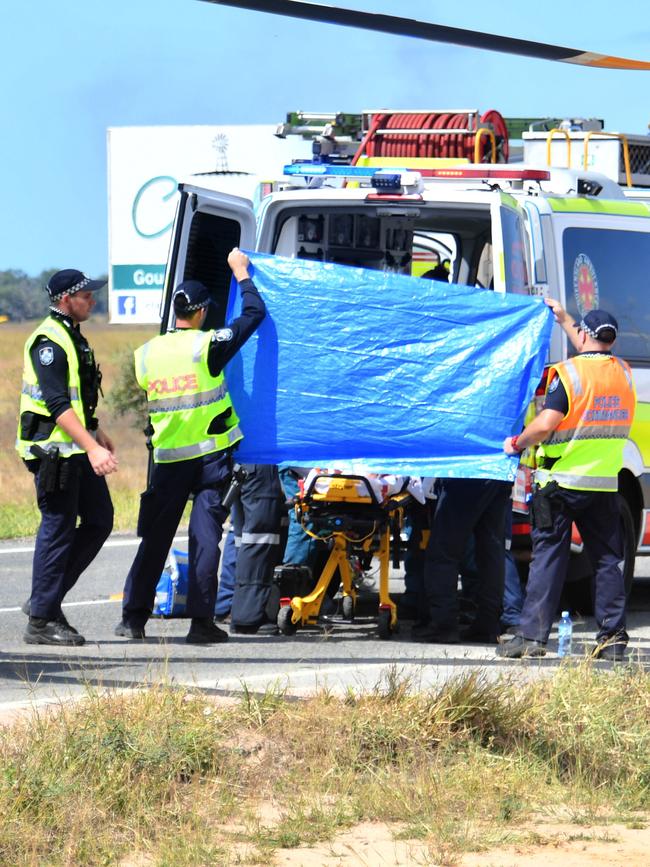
[1,0,648,277]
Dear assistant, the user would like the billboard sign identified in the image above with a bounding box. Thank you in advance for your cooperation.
[107,125,311,323]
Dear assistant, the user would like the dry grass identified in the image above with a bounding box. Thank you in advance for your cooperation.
[0,664,648,865]
[0,318,157,537]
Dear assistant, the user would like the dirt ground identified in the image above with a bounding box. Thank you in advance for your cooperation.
[5,702,648,867]
[270,819,650,866]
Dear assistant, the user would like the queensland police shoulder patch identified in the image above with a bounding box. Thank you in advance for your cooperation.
[212,328,233,343]
[548,376,559,393]
[38,346,54,366]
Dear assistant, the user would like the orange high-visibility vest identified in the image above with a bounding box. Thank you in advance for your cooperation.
[536,354,636,492]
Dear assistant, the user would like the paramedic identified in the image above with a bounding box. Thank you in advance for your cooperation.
[115,249,265,644]
[229,464,286,634]
[16,269,117,646]
[412,477,511,643]
[497,303,636,661]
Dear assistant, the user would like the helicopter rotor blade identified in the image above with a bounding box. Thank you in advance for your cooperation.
[199,0,650,70]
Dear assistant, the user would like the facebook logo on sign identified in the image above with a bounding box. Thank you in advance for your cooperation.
[118,296,137,317]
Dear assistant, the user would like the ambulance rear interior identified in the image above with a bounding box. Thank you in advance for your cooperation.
[170,185,532,335]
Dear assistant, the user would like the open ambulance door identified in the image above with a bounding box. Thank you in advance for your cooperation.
[161,185,257,333]
[490,194,532,295]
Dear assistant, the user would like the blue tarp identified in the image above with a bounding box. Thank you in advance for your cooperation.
[226,253,553,481]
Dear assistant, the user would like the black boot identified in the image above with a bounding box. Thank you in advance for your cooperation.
[24,617,85,647]
[186,618,229,645]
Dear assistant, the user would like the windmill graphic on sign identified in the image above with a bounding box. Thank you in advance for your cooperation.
[212,134,229,173]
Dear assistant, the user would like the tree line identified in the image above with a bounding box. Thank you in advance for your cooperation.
[0,270,108,321]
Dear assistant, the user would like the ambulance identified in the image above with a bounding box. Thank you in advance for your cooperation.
[159,109,650,608]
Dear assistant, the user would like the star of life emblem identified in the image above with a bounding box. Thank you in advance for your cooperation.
[572,253,599,316]
[38,346,54,366]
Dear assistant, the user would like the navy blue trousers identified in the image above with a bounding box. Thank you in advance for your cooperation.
[122,451,230,628]
[423,478,511,635]
[519,487,627,644]
[230,464,284,628]
[214,525,237,618]
[501,551,525,627]
[31,454,114,620]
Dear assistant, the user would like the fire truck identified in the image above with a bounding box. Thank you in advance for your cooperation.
[159,109,650,609]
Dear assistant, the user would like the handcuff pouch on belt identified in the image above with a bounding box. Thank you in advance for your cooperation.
[222,463,248,511]
[29,444,63,494]
[530,480,560,530]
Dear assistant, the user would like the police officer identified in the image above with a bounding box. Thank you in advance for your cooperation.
[497,302,636,660]
[16,269,117,646]
[115,248,265,644]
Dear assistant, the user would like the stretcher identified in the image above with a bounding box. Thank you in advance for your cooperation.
[276,473,412,639]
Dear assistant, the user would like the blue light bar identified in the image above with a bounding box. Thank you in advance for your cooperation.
[283,163,409,178]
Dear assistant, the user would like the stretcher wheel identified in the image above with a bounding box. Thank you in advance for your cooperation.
[341,595,355,621]
[277,606,297,635]
[377,608,393,640]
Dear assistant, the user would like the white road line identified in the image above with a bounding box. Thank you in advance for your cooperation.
[0,598,121,614]
[0,536,188,556]
[200,662,405,691]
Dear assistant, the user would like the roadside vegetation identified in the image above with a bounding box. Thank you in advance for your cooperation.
[0,318,156,538]
[0,270,109,322]
[0,664,648,865]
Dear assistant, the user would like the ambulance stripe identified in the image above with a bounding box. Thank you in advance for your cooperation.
[202,1,650,69]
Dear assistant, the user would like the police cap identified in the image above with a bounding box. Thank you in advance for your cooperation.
[575,309,619,343]
[172,280,214,313]
[47,269,107,302]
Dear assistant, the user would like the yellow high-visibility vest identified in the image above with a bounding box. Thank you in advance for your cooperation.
[15,316,86,460]
[135,329,242,463]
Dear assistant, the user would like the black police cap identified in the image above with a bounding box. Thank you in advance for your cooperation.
[172,280,214,313]
[47,269,106,301]
[575,308,619,343]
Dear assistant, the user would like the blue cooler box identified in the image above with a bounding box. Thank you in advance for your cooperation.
[152,548,189,617]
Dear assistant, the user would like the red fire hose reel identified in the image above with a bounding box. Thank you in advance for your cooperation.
[351,110,510,164]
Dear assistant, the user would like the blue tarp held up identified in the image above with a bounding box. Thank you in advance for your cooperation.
[226,253,553,481]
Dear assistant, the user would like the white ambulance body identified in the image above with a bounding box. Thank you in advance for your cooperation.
[160,112,650,605]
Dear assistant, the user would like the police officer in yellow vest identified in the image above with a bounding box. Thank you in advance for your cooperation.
[115,248,265,644]
[498,301,636,661]
[16,269,118,646]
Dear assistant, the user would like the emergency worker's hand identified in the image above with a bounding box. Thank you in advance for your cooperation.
[88,444,118,476]
[544,297,569,326]
[228,247,251,282]
[503,436,519,455]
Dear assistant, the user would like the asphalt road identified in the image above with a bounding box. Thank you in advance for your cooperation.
[1,534,649,714]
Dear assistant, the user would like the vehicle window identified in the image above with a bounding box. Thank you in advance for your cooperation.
[501,207,530,295]
[562,227,650,362]
[411,231,457,282]
[182,210,242,330]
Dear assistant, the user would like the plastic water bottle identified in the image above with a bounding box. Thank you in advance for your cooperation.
[557,611,573,657]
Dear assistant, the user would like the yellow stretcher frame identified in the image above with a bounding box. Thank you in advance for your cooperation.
[276,474,412,639]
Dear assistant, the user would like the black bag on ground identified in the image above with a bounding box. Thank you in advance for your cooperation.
[265,564,314,622]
